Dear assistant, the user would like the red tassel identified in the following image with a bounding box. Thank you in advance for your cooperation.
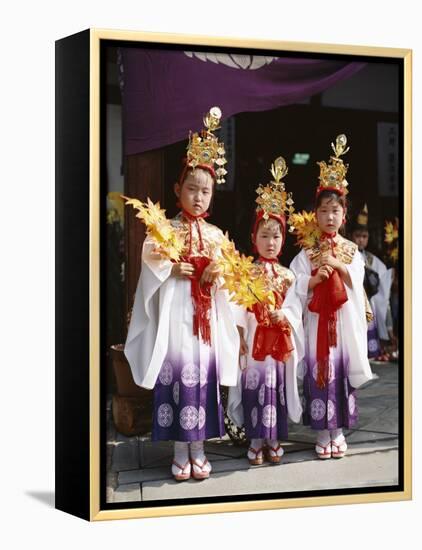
[328,315,337,348]
[316,358,329,389]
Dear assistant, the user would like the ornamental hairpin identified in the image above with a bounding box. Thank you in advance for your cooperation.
[316,134,350,196]
[186,106,228,184]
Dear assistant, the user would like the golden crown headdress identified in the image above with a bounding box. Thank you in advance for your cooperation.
[186,106,228,184]
[317,134,350,196]
[255,156,295,220]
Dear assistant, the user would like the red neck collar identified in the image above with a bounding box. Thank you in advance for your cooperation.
[181,209,209,222]
[320,231,337,240]
[258,256,279,264]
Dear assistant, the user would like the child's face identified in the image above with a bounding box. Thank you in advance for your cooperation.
[175,170,213,216]
[254,221,283,259]
[316,197,344,234]
[352,229,369,250]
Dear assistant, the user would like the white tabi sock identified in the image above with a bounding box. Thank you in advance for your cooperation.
[316,429,330,446]
[248,438,264,460]
[265,439,284,457]
[330,428,344,443]
[330,428,347,455]
[172,441,190,476]
[190,440,212,473]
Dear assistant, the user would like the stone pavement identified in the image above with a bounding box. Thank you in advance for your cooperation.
[106,361,399,504]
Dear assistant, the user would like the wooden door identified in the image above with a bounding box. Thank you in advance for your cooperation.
[124,150,164,322]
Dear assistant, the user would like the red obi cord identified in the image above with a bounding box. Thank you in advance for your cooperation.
[181,210,212,346]
[181,209,209,256]
[250,292,294,363]
[178,210,213,346]
[183,256,212,346]
[308,268,348,388]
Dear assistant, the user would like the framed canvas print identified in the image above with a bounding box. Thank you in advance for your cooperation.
[55,28,412,521]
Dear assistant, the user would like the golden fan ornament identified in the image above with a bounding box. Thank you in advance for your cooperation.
[288,210,322,250]
[217,238,276,309]
[384,219,399,263]
[123,196,184,261]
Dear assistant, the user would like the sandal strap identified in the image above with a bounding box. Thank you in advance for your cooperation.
[331,439,347,451]
[316,442,331,453]
[248,447,263,458]
[172,459,190,472]
[191,457,209,471]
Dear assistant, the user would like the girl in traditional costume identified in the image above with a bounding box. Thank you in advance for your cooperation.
[351,205,394,360]
[289,135,373,459]
[227,157,303,465]
[124,107,239,481]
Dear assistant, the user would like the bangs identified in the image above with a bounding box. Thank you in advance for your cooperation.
[257,217,282,233]
[185,168,214,188]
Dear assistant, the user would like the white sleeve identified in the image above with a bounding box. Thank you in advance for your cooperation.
[230,301,249,331]
[214,288,241,387]
[225,300,246,426]
[289,250,312,307]
[371,255,388,278]
[124,237,175,389]
[279,279,304,423]
[342,250,373,388]
[281,282,305,363]
[370,257,393,340]
[142,236,173,284]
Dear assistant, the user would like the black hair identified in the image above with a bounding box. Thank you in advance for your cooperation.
[315,189,348,210]
[351,225,369,234]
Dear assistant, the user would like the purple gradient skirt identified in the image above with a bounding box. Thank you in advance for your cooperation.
[241,361,288,440]
[367,313,381,358]
[301,353,358,430]
[152,356,225,442]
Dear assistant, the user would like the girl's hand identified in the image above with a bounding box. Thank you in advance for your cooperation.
[171,262,195,278]
[320,253,352,288]
[321,252,341,270]
[239,335,248,356]
[309,265,334,290]
[269,309,286,324]
[200,261,220,285]
[316,265,334,282]
[148,251,164,261]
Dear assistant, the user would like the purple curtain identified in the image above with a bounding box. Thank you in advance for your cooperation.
[120,48,365,155]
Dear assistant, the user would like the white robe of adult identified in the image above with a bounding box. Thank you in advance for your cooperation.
[361,250,393,341]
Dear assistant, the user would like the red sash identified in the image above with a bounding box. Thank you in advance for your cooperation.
[250,292,294,363]
[308,269,348,388]
[183,255,212,346]
[179,210,213,346]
